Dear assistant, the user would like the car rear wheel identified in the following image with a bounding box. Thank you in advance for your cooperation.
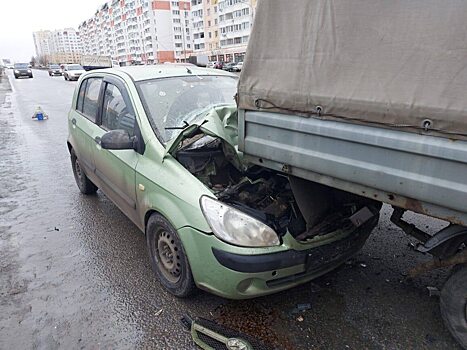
[70,149,97,195]
[441,263,467,348]
[146,213,196,297]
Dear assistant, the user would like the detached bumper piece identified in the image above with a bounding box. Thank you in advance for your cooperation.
[181,314,271,350]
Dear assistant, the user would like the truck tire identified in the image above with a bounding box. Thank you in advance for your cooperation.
[146,213,196,298]
[441,263,467,349]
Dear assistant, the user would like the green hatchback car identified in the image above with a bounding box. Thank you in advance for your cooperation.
[67,65,381,299]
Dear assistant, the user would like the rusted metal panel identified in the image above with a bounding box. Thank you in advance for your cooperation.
[239,110,467,226]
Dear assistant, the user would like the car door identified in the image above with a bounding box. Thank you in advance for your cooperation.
[70,77,103,185]
[92,76,141,225]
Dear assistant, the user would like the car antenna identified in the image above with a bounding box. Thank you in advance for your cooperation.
[186,67,192,74]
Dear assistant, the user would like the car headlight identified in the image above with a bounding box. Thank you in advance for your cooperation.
[27,69,31,73]
[200,196,280,247]
[14,70,19,73]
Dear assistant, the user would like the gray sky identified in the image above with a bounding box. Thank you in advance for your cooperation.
[0,0,105,62]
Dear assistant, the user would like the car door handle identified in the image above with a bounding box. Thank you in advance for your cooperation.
[71,118,76,125]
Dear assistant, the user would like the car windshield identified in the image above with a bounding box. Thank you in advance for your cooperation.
[137,75,237,143]
[50,65,60,69]
[67,65,83,70]
[14,63,28,69]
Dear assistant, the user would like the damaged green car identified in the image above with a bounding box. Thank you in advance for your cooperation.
[67,65,381,299]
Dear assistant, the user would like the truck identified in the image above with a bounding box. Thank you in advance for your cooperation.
[238,0,467,347]
[80,55,118,71]
[188,55,209,67]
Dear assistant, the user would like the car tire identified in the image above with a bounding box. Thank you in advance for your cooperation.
[70,149,98,195]
[146,213,196,298]
[14,75,18,79]
[29,75,33,78]
[440,263,467,349]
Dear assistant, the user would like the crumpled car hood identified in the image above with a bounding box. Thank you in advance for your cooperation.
[164,105,243,168]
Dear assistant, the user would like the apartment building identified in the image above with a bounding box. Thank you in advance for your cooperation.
[217,0,256,63]
[189,0,255,63]
[33,30,53,61]
[33,29,83,64]
[79,0,193,66]
[50,28,83,64]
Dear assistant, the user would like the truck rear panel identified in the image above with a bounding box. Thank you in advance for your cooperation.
[238,110,467,226]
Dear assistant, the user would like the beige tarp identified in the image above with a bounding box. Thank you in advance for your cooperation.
[238,0,467,140]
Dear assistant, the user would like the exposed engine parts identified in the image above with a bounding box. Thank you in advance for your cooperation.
[176,134,379,241]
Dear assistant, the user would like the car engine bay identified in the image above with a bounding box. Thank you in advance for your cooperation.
[174,133,380,242]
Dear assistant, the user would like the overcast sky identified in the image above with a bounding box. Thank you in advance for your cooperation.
[0,0,105,62]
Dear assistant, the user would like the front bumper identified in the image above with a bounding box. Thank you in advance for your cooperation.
[68,74,82,80]
[178,216,378,299]
[15,70,31,76]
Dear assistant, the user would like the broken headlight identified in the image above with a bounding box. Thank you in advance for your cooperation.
[200,196,280,247]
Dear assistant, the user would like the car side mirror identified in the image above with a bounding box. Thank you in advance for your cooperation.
[100,130,136,150]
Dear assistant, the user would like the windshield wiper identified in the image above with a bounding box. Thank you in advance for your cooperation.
[165,120,190,130]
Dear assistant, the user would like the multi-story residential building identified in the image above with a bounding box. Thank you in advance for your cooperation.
[190,0,221,59]
[76,0,255,66]
[33,29,83,64]
[33,30,53,62]
[217,0,256,63]
[50,28,83,64]
[79,0,193,66]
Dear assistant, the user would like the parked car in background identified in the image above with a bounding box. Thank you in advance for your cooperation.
[63,64,86,81]
[67,65,380,299]
[222,62,237,72]
[13,63,33,79]
[233,62,243,72]
[211,61,223,69]
[48,64,62,76]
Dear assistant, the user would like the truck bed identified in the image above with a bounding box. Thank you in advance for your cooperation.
[238,110,467,226]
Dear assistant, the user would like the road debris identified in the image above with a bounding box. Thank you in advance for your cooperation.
[31,106,48,121]
[291,303,312,315]
[155,309,163,316]
[426,286,440,297]
[181,314,271,350]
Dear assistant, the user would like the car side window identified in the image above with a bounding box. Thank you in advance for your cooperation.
[76,80,88,113]
[101,83,135,137]
[82,78,103,122]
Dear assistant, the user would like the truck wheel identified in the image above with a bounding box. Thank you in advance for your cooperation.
[440,263,467,349]
[146,213,196,298]
[70,149,97,195]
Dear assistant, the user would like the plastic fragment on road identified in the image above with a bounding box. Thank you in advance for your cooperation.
[32,106,48,121]
[426,286,440,297]
[291,303,312,314]
[181,314,271,350]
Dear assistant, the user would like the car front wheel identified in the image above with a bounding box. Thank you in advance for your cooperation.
[441,263,467,348]
[146,213,196,297]
[70,149,97,195]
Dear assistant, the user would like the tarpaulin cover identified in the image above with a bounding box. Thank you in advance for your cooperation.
[238,0,467,140]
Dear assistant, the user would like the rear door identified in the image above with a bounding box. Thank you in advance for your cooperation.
[92,76,141,225]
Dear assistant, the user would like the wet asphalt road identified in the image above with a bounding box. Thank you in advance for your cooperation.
[0,69,461,350]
